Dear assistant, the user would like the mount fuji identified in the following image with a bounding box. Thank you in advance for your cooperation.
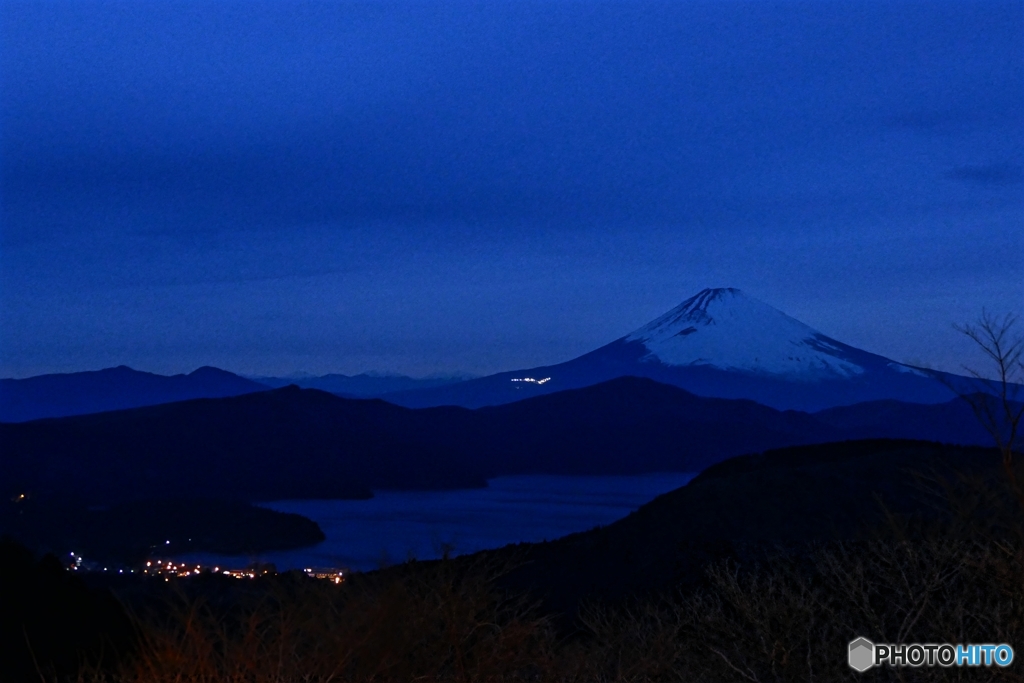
[385,288,959,411]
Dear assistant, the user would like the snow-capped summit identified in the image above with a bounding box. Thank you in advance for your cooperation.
[624,288,865,381]
[386,288,959,411]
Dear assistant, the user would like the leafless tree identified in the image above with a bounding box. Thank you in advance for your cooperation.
[949,311,1024,491]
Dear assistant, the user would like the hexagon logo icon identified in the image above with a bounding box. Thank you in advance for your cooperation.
[848,637,875,672]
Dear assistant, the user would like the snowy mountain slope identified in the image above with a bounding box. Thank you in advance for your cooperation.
[624,288,866,380]
[384,288,960,411]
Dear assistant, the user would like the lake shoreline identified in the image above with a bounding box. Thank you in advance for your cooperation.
[174,472,696,572]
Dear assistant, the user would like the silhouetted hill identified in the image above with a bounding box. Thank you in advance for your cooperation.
[492,439,1001,612]
[0,365,269,422]
[0,386,487,504]
[813,396,997,443]
[1,378,1000,509]
[470,377,842,474]
[1,498,325,565]
[1,378,853,506]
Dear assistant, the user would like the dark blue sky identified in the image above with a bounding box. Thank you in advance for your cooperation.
[2,0,1022,378]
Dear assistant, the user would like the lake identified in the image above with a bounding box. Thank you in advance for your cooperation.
[179,472,695,572]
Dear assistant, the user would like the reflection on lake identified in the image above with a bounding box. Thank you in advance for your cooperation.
[181,473,695,572]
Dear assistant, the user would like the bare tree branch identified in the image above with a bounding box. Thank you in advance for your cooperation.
[943,311,1024,506]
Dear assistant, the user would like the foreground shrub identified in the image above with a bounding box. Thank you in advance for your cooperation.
[103,537,1024,683]
[576,537,1024,682]
[116,556,554,683]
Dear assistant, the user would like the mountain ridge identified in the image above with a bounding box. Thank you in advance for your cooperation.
[250,372,471,397]
[0,376,996,506]
[0,366,269,422]
[2,289,975,417]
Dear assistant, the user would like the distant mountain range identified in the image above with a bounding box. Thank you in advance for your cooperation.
[2,288,994,421]
[0,366,267,422]
[0,377,996,505]
[0,366,472,422]
[384,288,965,411]
[250,373,471,397]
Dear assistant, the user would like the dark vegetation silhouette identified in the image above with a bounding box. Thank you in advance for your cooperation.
[939,312,1024,505]
[0,538,134,683]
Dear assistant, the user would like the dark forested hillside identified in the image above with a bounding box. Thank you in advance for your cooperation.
[0,386,483,504]
[490,439,1002,611]
[1,378,849,505]
[1,377,998,507]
